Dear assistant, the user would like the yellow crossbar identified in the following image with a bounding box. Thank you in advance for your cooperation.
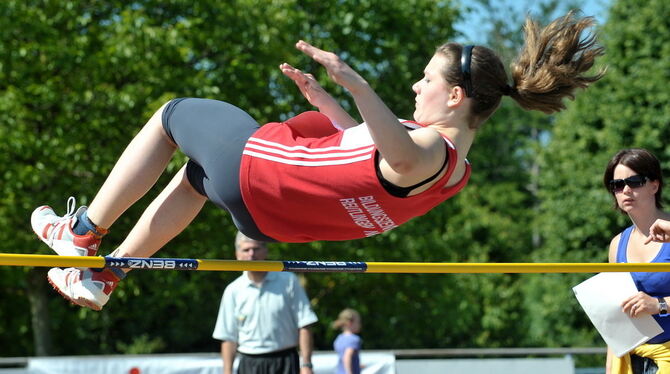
[3,253,670,273]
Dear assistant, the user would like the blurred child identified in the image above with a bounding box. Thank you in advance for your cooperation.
[332,308,362,374]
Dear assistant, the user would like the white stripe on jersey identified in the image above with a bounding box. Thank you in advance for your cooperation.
[247,137,372,153]
[242,150,373,166]
[245,142,374,159]
[243,120,460,166]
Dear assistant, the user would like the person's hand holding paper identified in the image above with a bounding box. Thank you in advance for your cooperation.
[573,272,663,357]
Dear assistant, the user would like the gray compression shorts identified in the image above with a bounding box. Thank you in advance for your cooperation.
[161,98,276,242]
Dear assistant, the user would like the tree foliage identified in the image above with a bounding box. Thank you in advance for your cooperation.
[2,0,666,365]
[0,0,462,355]
[526,0,670,348]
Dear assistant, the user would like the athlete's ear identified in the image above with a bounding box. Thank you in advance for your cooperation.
[446,85,467,108]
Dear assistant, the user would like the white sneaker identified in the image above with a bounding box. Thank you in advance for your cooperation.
[31,197,104,257]
[47,267,120,311]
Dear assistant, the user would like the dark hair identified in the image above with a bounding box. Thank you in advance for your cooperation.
[603,148,664,212]
[436,10,605,129]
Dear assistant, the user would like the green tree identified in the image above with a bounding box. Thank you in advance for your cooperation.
[0,0,462,355]
[526,0,670,350]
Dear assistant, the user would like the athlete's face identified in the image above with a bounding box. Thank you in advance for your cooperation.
[412,54,451,125]
[235,240,268,261]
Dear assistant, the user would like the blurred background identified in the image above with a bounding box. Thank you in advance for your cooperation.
[1,0,668,372]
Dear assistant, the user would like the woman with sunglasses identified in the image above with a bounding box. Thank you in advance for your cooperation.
[31,11,604,311]
[604,148,670,374]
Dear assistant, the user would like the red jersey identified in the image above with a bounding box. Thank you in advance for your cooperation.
[239,111,471,242]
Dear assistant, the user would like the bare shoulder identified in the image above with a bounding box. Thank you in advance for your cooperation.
[408,127,467,186]
[408,126,444,148]
[408,127,448,169]
[608,233,621,263]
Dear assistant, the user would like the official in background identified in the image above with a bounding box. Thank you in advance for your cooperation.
[213,232,318,374]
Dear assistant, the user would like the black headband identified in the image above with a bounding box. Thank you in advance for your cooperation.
[460,45,474,97]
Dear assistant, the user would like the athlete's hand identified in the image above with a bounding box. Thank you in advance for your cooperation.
[645,219,670,244]
[294,40,368,93]
[279,63,334,108]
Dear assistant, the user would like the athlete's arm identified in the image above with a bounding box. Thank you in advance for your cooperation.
[293,40,445,180]
[280,62,358,129]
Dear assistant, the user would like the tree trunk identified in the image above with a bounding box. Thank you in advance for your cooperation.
[27,268,52,356]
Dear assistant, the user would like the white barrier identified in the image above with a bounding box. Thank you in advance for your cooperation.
[13,352,394,374]
[396,356,575,374]
[0,351,577,374]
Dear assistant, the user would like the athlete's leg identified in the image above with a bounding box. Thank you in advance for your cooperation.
[111,164,207,260]
[31,102,178,257]
[87,103,177,229]
[47,165,207,310]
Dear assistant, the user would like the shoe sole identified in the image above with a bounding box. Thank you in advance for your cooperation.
[47,275,103,311]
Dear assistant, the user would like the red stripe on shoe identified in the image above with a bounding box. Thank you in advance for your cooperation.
[56,224,66,240]
[42,223,53,239]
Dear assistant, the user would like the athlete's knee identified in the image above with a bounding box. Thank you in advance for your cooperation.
[151,101,178,147]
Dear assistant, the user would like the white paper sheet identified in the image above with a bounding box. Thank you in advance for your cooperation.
[573,272,663,357]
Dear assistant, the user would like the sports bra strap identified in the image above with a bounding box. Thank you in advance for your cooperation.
[375,143,450,198]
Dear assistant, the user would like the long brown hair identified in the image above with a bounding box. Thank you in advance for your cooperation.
[436,10,605,128]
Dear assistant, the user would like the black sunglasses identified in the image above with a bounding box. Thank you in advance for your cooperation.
[460,45,474,97]
[609,175,648,192]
